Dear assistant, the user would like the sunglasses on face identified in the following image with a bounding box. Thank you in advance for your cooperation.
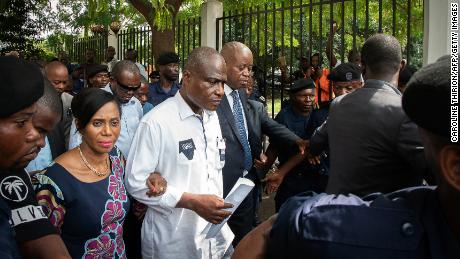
[116,80,141,93]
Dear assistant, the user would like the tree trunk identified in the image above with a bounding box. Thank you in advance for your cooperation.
[129,0,183,61]
[150,22,176,61]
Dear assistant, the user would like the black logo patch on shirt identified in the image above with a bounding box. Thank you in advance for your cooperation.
[179,139,196,160]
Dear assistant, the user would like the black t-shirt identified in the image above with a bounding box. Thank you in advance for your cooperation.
[0,169,56,242]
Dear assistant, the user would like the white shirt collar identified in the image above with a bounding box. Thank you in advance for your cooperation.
[224,84,234,97]
[176,92,196,120]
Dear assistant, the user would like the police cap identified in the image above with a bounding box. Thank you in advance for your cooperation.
[157,52,180,65]
[0,56,44,118]
[327,62,362,82]
[289,78,316,93]
[86,64,108,79]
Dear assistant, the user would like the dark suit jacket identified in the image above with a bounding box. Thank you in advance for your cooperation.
[46,93,73,159]
[47,125,66,159]
[311,79,430,196]
[217,90,299,196]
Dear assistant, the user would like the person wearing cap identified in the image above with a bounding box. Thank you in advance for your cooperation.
[328,62,363,96]
[258,78,327,211]
[301,62,364,181]
[310,34,430,197]
[148,51,181,107]
[306,62,363,135]
[0,56,70,258]
[149,70,160,84]
[233,55,459,259]
[86,64,110,88]
[124,48,148,80]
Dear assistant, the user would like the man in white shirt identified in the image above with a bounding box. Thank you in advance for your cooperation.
[125,47,234,258]
[69,60,143,157]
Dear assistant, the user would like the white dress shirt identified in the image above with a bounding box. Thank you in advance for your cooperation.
[68,86,143,157]
[25,137,52,173]
[135,62,148,80]
[125,92,234,259]
[224,84,249,138]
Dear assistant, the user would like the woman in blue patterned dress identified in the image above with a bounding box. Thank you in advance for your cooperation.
[34,88,131,258]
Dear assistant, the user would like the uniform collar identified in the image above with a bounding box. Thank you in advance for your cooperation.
[154,81,179,94]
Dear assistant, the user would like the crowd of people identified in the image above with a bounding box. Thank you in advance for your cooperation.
[0,32,457,259]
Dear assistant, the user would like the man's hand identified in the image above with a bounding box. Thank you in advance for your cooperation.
[180,193,233,224]
[295,139,309,155]
[146,172,167,197]
[262,170,284,194]
[254,153,268,170]
[307,153,321,165]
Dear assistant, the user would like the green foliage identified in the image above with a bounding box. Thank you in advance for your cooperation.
[0,0,43,56]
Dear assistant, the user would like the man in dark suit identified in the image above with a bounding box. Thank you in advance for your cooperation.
[44,61,73,150]
[233,55,458,259]
[310,34,431,196]
[218,42,303,246]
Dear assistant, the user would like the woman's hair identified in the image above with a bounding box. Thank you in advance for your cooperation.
[71,88,121,131]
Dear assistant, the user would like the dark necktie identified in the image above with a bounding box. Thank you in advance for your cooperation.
[230,90,253,171]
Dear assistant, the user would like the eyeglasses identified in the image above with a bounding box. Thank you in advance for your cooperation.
[116,80,141,93]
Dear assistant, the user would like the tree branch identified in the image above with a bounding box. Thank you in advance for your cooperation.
[128,0,153,23]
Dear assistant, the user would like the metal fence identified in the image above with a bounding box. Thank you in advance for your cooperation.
[177,17,201,70]
[216,0,423,116]
[70,34,108,64]
[117,27,155,74]
[67,17,200,76]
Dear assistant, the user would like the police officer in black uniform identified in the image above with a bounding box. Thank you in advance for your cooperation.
[0,57,70,258]
[233,55,460,259]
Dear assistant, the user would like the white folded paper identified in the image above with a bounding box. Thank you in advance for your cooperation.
[203,177,255,238]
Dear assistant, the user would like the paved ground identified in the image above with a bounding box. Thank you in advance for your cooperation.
[258,192,276,221]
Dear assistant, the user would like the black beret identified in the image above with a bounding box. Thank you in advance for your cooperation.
[86,64,108,79]
[0,56,44,118]
[289,78,316,93]
[149,70,160,78]
[157,52,180,65]
[402,55,452,140]
[327,62,362,82]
